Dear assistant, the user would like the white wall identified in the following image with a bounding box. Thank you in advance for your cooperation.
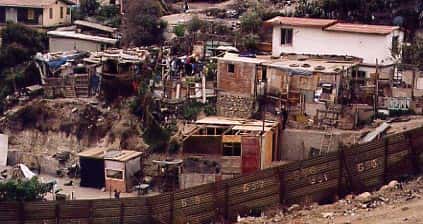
[272,26,404,66]
[49,37,106,52]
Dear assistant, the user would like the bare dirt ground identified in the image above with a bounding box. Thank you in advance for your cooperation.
[238,177,423,224]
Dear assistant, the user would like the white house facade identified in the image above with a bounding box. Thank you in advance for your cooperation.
[266,17,404,76]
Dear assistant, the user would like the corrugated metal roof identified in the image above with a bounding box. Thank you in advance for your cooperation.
[265,16,337,28]
[78,149,142,162]
[78,148,105,159]
[324,23,400,35]
[74,20,117,33]
[0,0,74,8]
[105,150,142,162]
[47,31,118,44]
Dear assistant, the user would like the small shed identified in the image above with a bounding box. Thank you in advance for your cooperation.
[104,150,142,193]
[78,148,105,189]
[78,149,143,192]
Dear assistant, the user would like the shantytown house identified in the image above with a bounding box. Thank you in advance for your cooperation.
[0,0,75,28]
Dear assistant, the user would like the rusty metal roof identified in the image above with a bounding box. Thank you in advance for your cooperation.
[265,16,337,28]
[324,23,400,35]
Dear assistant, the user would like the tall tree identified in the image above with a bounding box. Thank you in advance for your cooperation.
[79,0,99,16]
[123,0,167,46]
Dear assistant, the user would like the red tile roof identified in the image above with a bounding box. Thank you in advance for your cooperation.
[324,23,400,35]
[264,16,338,28]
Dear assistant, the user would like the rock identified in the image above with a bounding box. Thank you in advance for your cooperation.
[321,212,334,219]
[345,194,354,201]
[388,180,399,188]
[356,192,372,203]
[379,184,391,192]
[402,207,409,211]
[287,204,301,213]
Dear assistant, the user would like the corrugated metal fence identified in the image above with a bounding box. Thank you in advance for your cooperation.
[1,126,422,224]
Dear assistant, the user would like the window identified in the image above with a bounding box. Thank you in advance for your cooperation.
[281,28,293,45]
[49,8,53,19]
[60,7,64,18]
[262,67,267,81]
[227,63,235,73]
[66,8,70,15]
[223,143,241,156]
[27,9,35,20]
[353,70,366,86]
[106,169,123,180]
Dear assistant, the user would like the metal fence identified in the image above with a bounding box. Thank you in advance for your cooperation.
[1,126,422,224]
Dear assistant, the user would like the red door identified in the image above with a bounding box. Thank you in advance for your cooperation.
[241,136,260,174]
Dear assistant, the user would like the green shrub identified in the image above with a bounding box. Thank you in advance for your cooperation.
[173,24,186,37]
[0,177,50,201]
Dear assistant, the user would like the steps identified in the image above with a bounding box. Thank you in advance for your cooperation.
[64,86,76,98]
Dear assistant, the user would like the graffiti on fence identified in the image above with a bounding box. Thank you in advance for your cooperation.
[242,180,265,193]
[356,159,381,173]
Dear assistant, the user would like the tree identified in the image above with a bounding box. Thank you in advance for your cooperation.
[240,11,262,34]
[95,5,122,27]
[186,15,204,33]
[402,36,423,70]
[0,177,50,201]
[123,0,167,46]
[173,24,186,37]
[80,0,99,17]
[1,22,47,56]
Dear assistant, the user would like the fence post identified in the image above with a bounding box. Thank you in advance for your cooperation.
[337,149,344,197]
[18,201,24,224]
[88,200,94,224]
[55,202,60,224]
[340,148,354,193]
[120,200,124,224]
[169,192,175,224]
[383,138,388,183]
[224,182,229,221]
[407,132,420,175]
[278,167,285,205]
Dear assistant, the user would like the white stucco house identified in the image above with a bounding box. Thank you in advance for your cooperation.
[265,16,404,77]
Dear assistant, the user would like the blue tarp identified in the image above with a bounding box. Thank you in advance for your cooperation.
[47,58,67,69]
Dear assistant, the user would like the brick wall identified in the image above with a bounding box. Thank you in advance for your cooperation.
[217,61,255,95]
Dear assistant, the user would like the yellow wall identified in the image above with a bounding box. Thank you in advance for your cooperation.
[261,131,274,169]
[42,1,71,27]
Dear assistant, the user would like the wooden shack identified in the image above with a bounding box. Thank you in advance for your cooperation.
[104,150,143,193]
[78,149,143,193]
[79,148,105,189]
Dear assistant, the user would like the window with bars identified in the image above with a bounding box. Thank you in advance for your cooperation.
[281,28,293,45]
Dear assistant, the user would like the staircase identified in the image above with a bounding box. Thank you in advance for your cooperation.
[64,86,77,98]
[74,74,90,98]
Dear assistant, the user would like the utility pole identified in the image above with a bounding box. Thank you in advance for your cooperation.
[374,59,379,120]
